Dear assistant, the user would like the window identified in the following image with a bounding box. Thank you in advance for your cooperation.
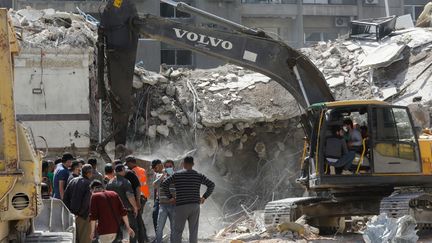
[161,43,193,66]
[160,3,191,18]
[404,5,425,22]
[305,32,339,44]
[303,0,328,4]
[371,107,415,141]
[372,107,417,160]
[329,0,357,4]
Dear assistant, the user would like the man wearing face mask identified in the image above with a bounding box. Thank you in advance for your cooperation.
[343,118,363,152]
[151,160,163,234]
[155,160,176,243]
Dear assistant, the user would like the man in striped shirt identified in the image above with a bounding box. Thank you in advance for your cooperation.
[161,156,215,243]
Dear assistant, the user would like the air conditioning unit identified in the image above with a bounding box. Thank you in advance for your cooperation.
[364,0,379,5]
[335,17,349,27]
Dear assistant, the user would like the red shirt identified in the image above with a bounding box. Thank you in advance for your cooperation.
[89,190,127,235]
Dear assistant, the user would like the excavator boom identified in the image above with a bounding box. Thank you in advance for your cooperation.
[131,15,335,107]
[98,0,334,148]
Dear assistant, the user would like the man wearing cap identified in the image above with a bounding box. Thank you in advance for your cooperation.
[64,164,93,243]
[107,164,139,243]
[53,153,74,199]
[125,156,150,243]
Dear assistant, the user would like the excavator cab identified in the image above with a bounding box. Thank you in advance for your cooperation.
[304,100,426,191]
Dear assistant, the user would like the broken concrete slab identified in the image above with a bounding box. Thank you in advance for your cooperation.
[395,14,414,30]
[346,44,361,52]
[327,76,345,87]
[156,125,170,137]
[380,86,398,100]
[359,43,406,69]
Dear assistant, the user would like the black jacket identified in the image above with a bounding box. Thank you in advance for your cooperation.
[63,176,92,218]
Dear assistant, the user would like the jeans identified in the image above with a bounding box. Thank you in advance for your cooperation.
[328,151,356,174]
[152,199,160,233]
[155,204,175,243]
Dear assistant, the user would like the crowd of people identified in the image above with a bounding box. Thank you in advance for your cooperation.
[41,153,215,243]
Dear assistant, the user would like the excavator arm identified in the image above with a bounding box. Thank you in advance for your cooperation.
[132,15,334,106]
[98,0,334,148]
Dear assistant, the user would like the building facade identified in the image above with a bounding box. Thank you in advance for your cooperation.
[9,0,430,70]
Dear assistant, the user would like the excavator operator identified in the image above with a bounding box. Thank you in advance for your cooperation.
[325,125,356,175]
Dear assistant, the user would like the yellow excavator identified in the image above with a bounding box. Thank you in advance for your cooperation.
[0,8,42,242]
[0,9,74,242]
[98,0,432,232]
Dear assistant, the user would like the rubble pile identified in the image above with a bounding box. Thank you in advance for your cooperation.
[129,64,303,160]
[301,28,432,111]
[301,40,373,100]
[215,213,324,242]
[126,64,306,237]
[363,213,418,243]
[9,7,97,48]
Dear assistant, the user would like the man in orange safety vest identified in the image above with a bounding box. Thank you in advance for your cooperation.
[125,156,150,243]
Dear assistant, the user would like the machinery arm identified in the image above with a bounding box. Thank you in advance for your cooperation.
[98,0,334,148]
[131,14,334,107]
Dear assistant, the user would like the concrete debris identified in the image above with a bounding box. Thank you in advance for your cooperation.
[166,84,176,97]
[301,28,432,109]
[156,125,170,137]
[170,69,183,79]
[407,103,431,129]
[380,86,398,100]
[363,213,418,243]
[147,125,157,139]
[132,77,144,89]
[10,7,97,48]
[395,15,414,30]
[216,211,322,242]
[224,123,234,131]
[134,66,168,86]
[359,43,406,69]
[327,76,345,88]
[161,96,171,105]
[416,2,432,27]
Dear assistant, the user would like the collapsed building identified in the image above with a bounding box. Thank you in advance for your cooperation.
[8,6,432,241]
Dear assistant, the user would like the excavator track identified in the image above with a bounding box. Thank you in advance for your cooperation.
[264,197,323,226]
[380,191,432,230]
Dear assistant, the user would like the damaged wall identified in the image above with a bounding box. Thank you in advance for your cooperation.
[14,48,93,154]
[10,7,98,155]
